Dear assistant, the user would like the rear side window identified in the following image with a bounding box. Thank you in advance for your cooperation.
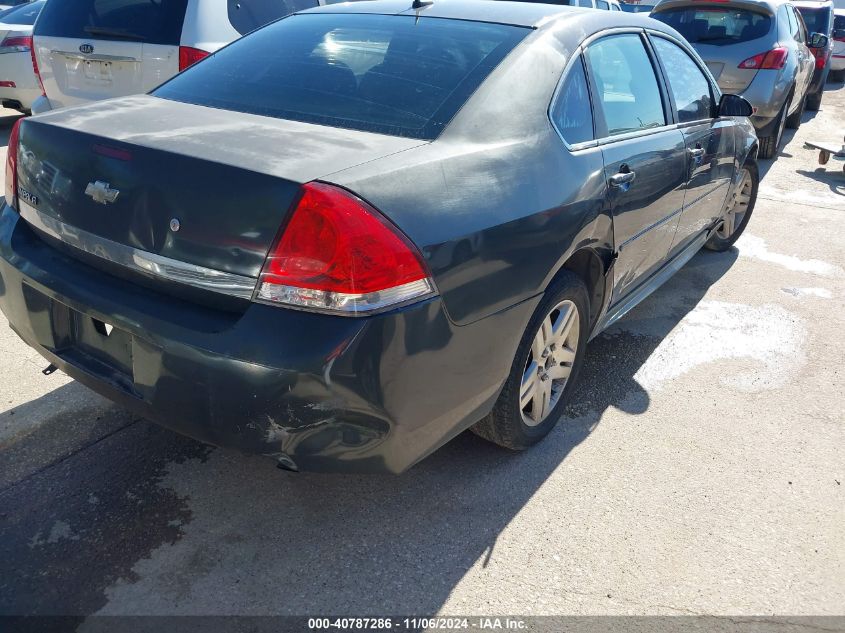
[797,7,831,35]
[0,0,44,25]
[155,13,528,140]
[550,59,593,144]
[652,37,714,123]
[34,0,189,45]
[584,34,666,136]
[227,0,320,36]
[597,0,609,9]
[652,7,772,45]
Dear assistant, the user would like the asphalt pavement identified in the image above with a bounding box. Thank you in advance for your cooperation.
[0,82,843,621]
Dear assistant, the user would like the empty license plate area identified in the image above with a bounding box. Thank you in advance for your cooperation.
[83,59,112,81]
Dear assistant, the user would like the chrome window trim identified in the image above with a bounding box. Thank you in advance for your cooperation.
[18,201,257,300]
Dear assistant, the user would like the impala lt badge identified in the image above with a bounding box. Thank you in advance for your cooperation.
[85,181,119,204]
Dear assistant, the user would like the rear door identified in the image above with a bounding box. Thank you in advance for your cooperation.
[32,0,188,109]
[584,32,688,300]
[650,34,735,254]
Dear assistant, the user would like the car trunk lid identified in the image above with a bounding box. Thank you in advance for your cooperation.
[16,95,427,287]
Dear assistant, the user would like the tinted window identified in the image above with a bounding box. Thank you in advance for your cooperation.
[797,7,831,35]
[34,0,189,45]
[786,5,801,40]
[579,0,593,7]
[652,37,713,123]
[835,14,845,30]
[653,7,772,45]
[0,0,44,25]
[155,14,528,140]
[551,59,593,144]
[227,0,320,36]
[597,0,609,9]
[584,34,665,136]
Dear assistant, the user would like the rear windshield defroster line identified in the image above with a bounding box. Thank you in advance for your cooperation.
[153,13,530,141]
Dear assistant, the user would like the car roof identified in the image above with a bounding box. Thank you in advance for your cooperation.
[299,0,603,28]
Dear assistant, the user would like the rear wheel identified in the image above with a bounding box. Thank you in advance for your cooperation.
[705,162,758,252]
[471,272,589,450]
[785,93,805,129]
[758,98,789,159]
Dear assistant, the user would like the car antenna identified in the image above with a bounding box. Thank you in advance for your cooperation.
[412,0,433,8]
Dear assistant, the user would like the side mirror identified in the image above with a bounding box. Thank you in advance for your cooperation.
[718,94,753,117]
[808,32,829,49]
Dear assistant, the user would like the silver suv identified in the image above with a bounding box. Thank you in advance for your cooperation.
[652,0,827,158]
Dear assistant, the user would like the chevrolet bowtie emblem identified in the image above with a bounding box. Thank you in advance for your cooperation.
[85,180,120,205]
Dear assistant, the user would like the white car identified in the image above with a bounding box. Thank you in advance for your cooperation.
[30,0,334,113]
[0,0,44,113]
[833,8,845,80]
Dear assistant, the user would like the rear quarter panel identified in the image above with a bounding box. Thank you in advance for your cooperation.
[328,20,613,327]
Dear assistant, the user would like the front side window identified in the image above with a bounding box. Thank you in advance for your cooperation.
[155,14,528,140]
[652,37,714,123]
[652,7,772,45]
[550,59,593,144]
[584,34,666,137]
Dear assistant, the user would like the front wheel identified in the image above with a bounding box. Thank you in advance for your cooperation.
[705,162,758,252]
[471,272,589,450]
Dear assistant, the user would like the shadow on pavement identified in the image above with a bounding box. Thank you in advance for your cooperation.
[0,248,739,617]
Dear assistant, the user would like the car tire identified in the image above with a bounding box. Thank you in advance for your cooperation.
[705,161,758,252]
[785,93,805,129]
[758,97,789,159]
[471,271,589,450]
[806,91,822,111]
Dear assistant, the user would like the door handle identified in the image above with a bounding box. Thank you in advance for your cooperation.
[610,169,636,188]
[688,146,705,166]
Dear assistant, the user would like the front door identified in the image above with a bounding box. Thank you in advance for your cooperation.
[584,32,689,301]
[649,35,737,254]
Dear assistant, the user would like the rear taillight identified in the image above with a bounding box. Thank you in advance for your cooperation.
[255,182,435,315]
[738,47,788,70]
[178,46,209,71]
[0,35,32,52]
[5,118,22,211]
[29,38,45,97]
[810,47,829,69]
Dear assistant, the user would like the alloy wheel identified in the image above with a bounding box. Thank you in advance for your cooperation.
[520,299,580,427]
[717,168,753,240]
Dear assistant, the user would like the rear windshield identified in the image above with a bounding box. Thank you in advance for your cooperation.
[0,0,44,25]
[797,6,831,35]
[653,7,772,45]
[34,0,189,45]
[154,13,528,140]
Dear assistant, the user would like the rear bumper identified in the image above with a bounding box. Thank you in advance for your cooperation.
[733,71,790,134]
[0,205,535,473]
[832,55,845,72]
